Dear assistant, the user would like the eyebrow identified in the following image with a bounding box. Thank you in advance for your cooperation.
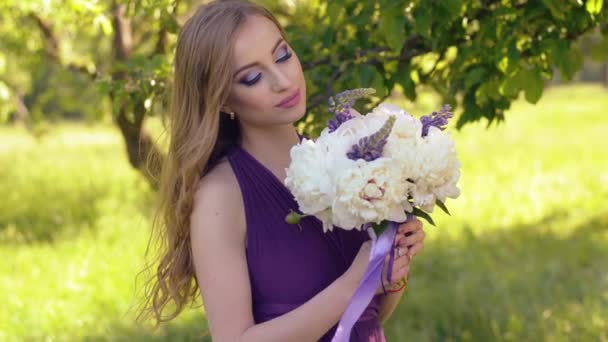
[233,37,284,78]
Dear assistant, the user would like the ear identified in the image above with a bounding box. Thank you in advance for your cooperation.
[221,105,234,113]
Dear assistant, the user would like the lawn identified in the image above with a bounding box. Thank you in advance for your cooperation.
[1,84,606,341]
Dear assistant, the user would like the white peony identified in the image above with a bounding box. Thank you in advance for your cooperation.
[330,158,409,231]
[410,126,461,212]
[284,138,334,215]
[369,103,422,141]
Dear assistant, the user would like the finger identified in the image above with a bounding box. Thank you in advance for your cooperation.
[403,229,425,247]
[393,244,410,258]
[394,234,408,246]
[400,219,422,234]
[398,223,408,234]
[407,241,424,258]
[390,265,410,283]
[398,220,420,233]
[392,254,410,270]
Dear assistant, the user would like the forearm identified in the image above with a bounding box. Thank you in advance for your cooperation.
[377,288,406,323]
[236,274,357,342]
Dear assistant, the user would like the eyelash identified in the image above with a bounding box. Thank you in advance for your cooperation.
[240,47,293,86]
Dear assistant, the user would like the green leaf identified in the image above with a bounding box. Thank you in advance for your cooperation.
[522,69,544,104]
[440,0,462,19]
[508,41,520,65]
[413,6,432,38]
[542,0,565,19]
[457,92,483,128]
[586,0,604,15]
[372,71,386,99]
[502,69,523,97]
[379,12,406,51]
[436,200,451,216]
[465,66,487,89]
[397,65,417,100]
[497,57,509,74]
[322,28,335,47]
[358,65,376,86]
[163,13,179,34]
[412,207,436,226]
[552,41,584,81]
[372,221,389,236]
[328,2,342,24]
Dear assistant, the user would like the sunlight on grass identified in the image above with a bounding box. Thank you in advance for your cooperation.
[0,84,606,341]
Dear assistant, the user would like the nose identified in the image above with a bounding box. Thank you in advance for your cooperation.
[270,67,293,92]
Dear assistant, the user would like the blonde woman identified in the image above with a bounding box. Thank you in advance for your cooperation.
[140,1,426,340]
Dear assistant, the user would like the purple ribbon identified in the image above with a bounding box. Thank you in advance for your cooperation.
[331,213,415,342]
[331,221,398,342]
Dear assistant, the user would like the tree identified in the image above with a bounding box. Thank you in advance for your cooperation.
[0,0,182,187]
[1,0,606,186]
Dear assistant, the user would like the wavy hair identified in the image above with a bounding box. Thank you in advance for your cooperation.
[137,0,286,325]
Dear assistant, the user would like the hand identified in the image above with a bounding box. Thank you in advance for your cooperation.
[376,219,425,294]
[398,218,425,261]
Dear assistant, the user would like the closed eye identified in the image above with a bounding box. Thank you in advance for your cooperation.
[239,45,293,86]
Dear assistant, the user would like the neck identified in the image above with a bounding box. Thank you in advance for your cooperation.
[239,122,300,176]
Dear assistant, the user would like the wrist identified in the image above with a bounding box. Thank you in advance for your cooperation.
[385,276,409,294]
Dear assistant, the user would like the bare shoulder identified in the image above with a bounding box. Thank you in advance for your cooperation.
[191,159,245,245]
[190,159,253,339]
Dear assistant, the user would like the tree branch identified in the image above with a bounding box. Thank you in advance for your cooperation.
[111,1,133,62]
[29,13,99,80]
[152,0,181,56]
[304,35,431,115]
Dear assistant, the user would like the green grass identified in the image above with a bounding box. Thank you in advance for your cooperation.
[1,84,607,341]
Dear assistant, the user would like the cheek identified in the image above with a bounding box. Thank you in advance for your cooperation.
[291,55,305,84]
[230,88,273,112]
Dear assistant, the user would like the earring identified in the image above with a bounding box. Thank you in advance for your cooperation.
[222,108,236,120]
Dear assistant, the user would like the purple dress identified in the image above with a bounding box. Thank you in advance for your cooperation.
[226,144,386,341]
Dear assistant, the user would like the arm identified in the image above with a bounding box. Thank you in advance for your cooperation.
[378,285,406,323]
[191,164,371,342]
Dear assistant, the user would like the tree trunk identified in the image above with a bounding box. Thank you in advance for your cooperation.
[111,1,163,189]
[115,100,163,190]
[12,92,30,127]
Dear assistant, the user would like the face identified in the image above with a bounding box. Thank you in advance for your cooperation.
[223,15,307,127]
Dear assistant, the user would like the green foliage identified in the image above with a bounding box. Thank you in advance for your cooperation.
[1,84,606,340]
[0,0,606,166]
[280,0,608,134]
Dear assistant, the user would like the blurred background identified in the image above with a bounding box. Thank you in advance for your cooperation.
[1,0,607,341]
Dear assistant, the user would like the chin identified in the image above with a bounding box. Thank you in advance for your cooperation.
[289,104,307,123]
[274,103,306,125]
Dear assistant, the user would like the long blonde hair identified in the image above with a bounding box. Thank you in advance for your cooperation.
[138,0,286,325]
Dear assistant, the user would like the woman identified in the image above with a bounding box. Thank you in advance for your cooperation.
[140,0,426,340]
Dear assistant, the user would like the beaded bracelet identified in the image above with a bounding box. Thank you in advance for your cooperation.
[387,276,409,293]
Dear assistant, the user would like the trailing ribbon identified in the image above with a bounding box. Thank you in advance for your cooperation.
[331,213,414,342]
[331,221,398,342]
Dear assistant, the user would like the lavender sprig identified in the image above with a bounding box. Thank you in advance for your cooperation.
[420,104,453,137]
[327,88,376,132]
[347,115,396,161]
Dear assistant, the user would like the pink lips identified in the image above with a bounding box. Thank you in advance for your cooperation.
[276,89,301,109]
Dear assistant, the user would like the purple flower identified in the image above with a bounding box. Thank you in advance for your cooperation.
[327,88,376,133]
[327,109,355,133]
[420,104,453,137]
[347,116,396,161]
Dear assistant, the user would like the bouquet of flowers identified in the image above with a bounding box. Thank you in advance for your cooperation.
[283,88,461,341]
